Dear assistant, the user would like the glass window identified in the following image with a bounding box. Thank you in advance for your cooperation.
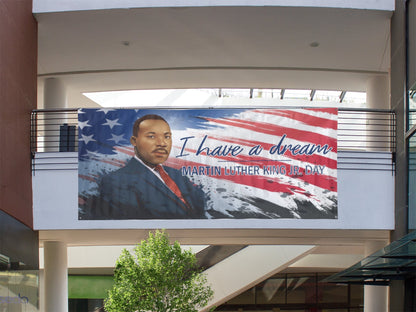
[317,274,348,304]
[286,274,317,304]
[0,270,39,312]
[225,287,255,305]
[252,89,282,98]
[283,89,310,100]
[409,89,416,130]
[220,88,251,98]
[342,92,366,107]
[350,284,364,307]
[256,277,286,304]
[314,90,342,102]
[68,299,104,312]
[215,273,364,311]
[69,299,88,312]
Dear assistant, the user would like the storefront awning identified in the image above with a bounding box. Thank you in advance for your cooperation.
[325,231,416,286]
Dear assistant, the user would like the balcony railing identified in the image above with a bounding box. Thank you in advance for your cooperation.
[409,109,416,130]
[30,108,396,154]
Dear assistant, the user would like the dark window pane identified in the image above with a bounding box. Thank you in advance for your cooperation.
[317,274,348,304]
[225,287,255,305]
[409,89,416,130]
[216,273,364,311]
[69,299,88,312]
[256,277,286,304]
[286,274,316,304]
[350,284,364,306]
[88,299,104,312]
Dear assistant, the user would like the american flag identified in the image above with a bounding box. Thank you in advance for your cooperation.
[79,108,337,219]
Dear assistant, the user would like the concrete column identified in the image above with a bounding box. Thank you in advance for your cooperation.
[44,77,67,109]
[364,240,388,312]
[39,270,45,312]
[366,75,390,110]
[42,78,68,151]
[366,75,391,151]
[43,241,68,312]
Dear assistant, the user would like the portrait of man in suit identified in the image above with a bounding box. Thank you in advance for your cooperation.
[83,114,206,219]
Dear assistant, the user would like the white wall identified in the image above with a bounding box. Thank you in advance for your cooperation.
[32,151,394,230]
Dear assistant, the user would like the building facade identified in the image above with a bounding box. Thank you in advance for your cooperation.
[1,0,416,311]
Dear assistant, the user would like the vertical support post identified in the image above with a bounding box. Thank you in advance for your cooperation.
[366,75,390,151]
[44,78,67,109]
[43,78,68,151]
[43,241,68,312]
[364,240,389,312]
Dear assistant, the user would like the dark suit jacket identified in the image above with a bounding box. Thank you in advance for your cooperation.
[81,158,206,219]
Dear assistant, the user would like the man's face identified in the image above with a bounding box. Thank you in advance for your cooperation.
[130,119,172,167]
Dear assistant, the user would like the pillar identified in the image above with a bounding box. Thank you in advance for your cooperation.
[42,78,68,151]
[43,241,68,312]
[364,240,388,312]
[366,75,391,151]
[366,75,390,110]
[44,77,67,109]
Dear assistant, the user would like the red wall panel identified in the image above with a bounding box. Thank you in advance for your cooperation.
[0,0,37,227]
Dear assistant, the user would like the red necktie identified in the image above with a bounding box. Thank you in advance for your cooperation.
[155,165,190,209]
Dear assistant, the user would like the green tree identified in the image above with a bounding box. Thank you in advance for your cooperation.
[105,230,214,312]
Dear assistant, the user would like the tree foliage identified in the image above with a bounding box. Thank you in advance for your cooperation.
[105,230,214,312]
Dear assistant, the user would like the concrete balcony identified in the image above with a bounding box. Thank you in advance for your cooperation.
[31,108,395,230]
[32,150,394,230]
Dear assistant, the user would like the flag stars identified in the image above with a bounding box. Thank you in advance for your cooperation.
[80,149,99,159]
[80,134,96,145]
[79,120,92,130]
[97,108,115,115]
[102,118,121,129]
[86,149,101,159]
[108,134,126,145]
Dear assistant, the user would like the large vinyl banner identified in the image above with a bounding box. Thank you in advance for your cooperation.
[78,108,337,220]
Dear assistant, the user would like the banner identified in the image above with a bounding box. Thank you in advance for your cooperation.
[78,108,337,220]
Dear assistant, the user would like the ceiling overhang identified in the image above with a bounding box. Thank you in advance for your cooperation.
[33,0,395,14]
[35,5,393,107]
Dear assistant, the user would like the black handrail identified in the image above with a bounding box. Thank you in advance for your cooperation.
[30,108,396,154]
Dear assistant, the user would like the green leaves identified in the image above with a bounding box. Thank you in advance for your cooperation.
[105,230,214,312]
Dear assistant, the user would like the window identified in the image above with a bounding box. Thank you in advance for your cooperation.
[216,273,363,311]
